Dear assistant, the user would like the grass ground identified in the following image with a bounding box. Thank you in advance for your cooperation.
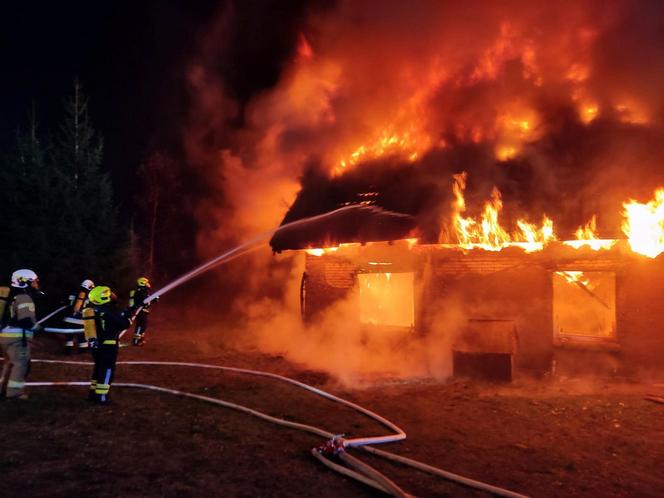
[1,315,663,497]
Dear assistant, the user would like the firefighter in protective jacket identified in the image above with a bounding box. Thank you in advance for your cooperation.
[0,269,41,399]
[129,277,155,346]
[62,279,95,353]
[86,285,135,404]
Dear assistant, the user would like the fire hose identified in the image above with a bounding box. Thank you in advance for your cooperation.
[36,305,67,325]
[23,358,529,498]
[42,305,145,338]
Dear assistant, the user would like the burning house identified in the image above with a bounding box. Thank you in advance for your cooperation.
[189,2,664,381]
[270,172,664,381]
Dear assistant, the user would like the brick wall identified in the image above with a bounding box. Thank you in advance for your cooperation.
[303,253,357,322]
[300,244,664,377]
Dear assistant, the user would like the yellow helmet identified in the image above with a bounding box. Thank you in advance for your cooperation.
[137,277,151,288]
[89,286,112,305]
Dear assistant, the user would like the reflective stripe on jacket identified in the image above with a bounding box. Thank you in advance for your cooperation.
[0,326,34,339]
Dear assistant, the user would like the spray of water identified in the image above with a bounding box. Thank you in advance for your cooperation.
[144,205,413,304]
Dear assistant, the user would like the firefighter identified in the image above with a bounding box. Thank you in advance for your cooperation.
[62,279,95,354]
[86,285,135,404]
[0,269,41,400]
[129,276,155,346]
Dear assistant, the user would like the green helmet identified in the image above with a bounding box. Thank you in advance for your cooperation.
[137,277,151,288]
[89,285,112,305]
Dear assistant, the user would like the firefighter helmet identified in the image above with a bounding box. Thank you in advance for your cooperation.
[89,286,112,305]
[137,277,151,288]
[11,269,39,288]
[80,279,95,290]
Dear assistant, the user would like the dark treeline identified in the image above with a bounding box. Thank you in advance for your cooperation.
[0,82,139,303]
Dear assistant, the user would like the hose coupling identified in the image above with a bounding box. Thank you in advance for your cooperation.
[316,434,346,456]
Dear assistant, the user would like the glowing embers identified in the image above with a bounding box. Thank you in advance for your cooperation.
[451,172,556,252]
[494,107,540,161]
[305,242,364,256]
[563,216,617,251]
[614,100,650,125]
[578,102,599,124]
[553,271,616,343]
[555,270,590,287]
[306,247,339,257]
[358,272,414,328]
[305,239,417,257]
[622,188,664,258]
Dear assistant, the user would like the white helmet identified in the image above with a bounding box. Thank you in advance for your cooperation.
[80,279,95,290]
[11,269,39,288]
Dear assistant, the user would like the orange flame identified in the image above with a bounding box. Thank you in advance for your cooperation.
[305,247,339,256]
[451,172,556,252]
[304,179,664,259]
[336,129,431,174]
[556,270,590,287]
[406,238,418,249]
[563,216,617,251]
[494,107,540,161]
[614,100,650,125]
[622,189,664,258]
[576,100,599,124]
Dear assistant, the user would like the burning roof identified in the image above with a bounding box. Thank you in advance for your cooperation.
[189,1,664,260]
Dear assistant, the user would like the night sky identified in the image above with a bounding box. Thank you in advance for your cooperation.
[1,1,326,211]
[0,1,219,200]
[0,0,328,279]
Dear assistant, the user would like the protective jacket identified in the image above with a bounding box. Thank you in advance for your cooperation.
[93,304,132,342]
[0,289,37,398]
[1,289,37,340]
[129,286,151,345]
[89,303,132,403]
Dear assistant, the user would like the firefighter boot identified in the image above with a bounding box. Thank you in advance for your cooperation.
[63,338,74,355]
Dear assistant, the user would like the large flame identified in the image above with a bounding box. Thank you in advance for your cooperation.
[307,177,664,258]
[265,4,621,177]
[622,189,664,258]
[450,172,556,252]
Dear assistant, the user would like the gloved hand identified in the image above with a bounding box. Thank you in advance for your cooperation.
[31,323,43,333]
[88,337,99,350]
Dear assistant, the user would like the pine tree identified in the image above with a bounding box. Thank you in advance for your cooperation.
[0,105,55,277]
[49,80,121,289]
[1,83,131,295]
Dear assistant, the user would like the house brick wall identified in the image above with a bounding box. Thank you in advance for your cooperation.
[301,243,664,377]
[303,253,356,322]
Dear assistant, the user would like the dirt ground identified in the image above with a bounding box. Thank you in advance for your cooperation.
[1,314,663,497]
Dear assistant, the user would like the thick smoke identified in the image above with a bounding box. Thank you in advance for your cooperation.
[184,0,664,380]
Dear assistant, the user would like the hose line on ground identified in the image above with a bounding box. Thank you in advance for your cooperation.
[24,358,529,498]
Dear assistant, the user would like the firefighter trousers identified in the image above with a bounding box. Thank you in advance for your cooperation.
[133,312,149,339]
[0,336,31,398]
[65,332,88,350]
[90,341,118,403]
